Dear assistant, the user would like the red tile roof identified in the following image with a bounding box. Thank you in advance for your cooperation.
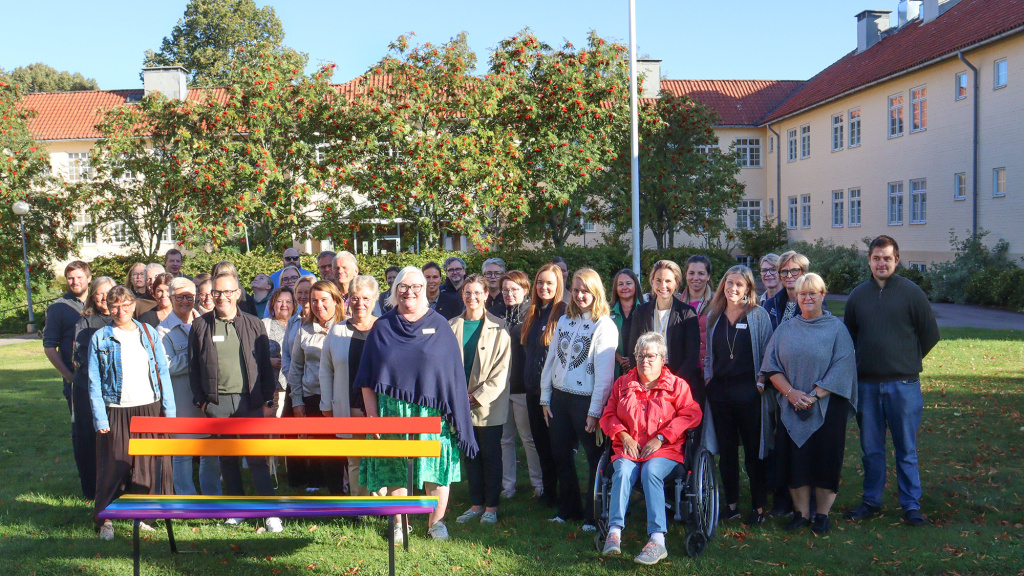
[657,80,804,126]
[763,0,1024,123]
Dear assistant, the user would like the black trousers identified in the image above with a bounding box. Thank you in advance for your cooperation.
[548,389,603,523]
[710,399,767,510]
[281,393,309,488]
[466,425,504,508]
[204,393,275,497]
[72,382,97,500]
[525,393,558,502]
[302,394,346,495]
[776,397,848,492]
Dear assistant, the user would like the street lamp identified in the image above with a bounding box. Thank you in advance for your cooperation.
[12,200,36,333]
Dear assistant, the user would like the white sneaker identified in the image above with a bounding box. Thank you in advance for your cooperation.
[392,524,406,545]
[265,517,284,533]
[139,521,157,532]
[456,508,484,523]
[501,487,516,499]
[480,511,498,524]
[548,516,566,523]
[99,521,114,541]
[428,520,449,540]
[224,518,244,526]
[581,523,597,532]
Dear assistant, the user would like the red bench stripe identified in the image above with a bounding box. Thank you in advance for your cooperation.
[129,416,441,436]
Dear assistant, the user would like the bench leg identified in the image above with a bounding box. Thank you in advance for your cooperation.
[165,518,177,554]
[133,519,141,576]
[388,515,396,576]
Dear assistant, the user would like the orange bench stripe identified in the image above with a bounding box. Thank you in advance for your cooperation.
[129,438,441,458]
[129,416,441,436]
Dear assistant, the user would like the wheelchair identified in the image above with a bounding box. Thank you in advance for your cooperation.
[592,428,720,558]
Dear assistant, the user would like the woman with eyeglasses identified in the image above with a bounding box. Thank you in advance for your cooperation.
[758,253,782,304]
[157,277,222,497]
[357,266,478,542]
[761,273,857,535]
[263,287,296,412]
[764,251,813,329]
[193,274,213,314]
[138,273,175,328]
[126,263,148,300]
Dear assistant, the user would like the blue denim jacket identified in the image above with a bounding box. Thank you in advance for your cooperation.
[88,319,176,431]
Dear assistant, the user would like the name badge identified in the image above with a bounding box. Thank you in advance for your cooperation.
[213,335,226,343]
[422,328,435,335]
[736,323,748,330]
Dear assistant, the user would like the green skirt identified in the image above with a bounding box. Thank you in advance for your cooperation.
[359,394,461,491]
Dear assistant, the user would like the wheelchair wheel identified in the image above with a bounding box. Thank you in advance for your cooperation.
[592,449,612,552]
[690,448,720,540]
[684,531,707,558]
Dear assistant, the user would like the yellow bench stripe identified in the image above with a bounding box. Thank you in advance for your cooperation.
[130,438,441,458]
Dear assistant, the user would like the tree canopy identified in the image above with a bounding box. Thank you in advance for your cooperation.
[0,63,99,92]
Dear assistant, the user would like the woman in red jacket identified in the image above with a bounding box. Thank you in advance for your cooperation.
[599,331,702,565]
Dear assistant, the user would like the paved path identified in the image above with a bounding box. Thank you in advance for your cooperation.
[0,333,42,347]
[826,294,1024,330]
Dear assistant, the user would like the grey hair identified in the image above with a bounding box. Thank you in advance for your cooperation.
[144,263,165,275]
[168,277,196,295]
[482,257,506,273]
[386,266,426,310]
[349,274,380,300]
[633,331,668,360]
[333,250,357,267]
[443,256,467,271]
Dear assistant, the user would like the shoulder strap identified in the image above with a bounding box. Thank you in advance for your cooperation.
[141,323,164,395]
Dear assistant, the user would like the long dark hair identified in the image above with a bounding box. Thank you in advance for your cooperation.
[610,268,642,308]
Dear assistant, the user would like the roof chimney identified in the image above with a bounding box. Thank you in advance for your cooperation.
[898,0,923,27]
[856,10,892,53]
[142,66,189,100]
[922,0,940,23]
[636,59,662,98]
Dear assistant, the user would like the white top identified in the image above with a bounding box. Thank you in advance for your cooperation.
[111,326,156,408]
[653,308,671,337]
[539,312,618,417]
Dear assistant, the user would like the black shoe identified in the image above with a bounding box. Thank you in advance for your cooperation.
[843,502,881,520]
[722,506,741,521]
[784,513,808,532]
[810,514,830,534]
[745,510,766,526]
[904,509,926,526]
[767,503,793,518]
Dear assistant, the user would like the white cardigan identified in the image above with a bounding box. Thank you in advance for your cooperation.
[539,312,618,418]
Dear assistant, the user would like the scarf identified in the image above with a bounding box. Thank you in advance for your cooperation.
[355,308,478,458]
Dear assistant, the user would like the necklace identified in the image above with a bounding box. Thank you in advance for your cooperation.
[725,316,740,360]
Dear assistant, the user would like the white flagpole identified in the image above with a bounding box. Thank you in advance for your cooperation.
[628,0,642,274]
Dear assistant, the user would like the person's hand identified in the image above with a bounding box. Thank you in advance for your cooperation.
[270,357,282,369]
[293,405,306,417]
[322,409,333,418]
[640,436,664,459]
[261,405,274,417]
[98,428,110,434]
[542,405,553,426]
[615,353,630,370]
[620,433,640,459]
[585,416,599,434]
[469,394,481,408]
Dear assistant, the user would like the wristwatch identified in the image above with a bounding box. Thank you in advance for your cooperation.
[656,434,666,443]
[809,390,818,399]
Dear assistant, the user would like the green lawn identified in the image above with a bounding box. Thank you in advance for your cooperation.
[1,329,1022,575]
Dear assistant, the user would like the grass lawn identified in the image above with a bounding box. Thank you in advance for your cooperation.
[1,328,1022,575]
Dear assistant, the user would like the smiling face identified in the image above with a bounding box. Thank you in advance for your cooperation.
[779,261,804,290]
[195,282,213,313]
[93,282,113,315]
[279,269,300,290]
[445,262,466,288]
[462,280,487,313]
[66,268,91,298]
[108,297,136,329]
[571,277,595,313]
[272,291,295,320]
[797,288,824,316]
[211,275,240,318]
[318,255,335,281]
[395,271,427,315]
[615,273,636,303]
[152,283,172,311]
[534,270,559,304]
[651,268,678,303]
[334,256,359,288]
[685,263,709,297]
[723,273,751,305]
[165,253,182,275]
[308,289,337,325]
[171,286,196,318]
[350,288,376,322]
[423,267,442,297]
[295,280,312,309]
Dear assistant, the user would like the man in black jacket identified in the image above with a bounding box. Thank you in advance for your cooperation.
[189,272,282,532]
[843,236,940,527]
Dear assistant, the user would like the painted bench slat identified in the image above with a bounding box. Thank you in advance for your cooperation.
[129,416,441,436]
[129,438,441,457]
[99,495,438,520]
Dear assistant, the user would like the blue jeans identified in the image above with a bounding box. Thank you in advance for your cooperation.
[172,455,223,496]
[856,379,923,511]
[608,457,679,535]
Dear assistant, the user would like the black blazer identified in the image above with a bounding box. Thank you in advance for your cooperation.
[627,298,703,405]
[435,290,465,320]
[188,310,276,409]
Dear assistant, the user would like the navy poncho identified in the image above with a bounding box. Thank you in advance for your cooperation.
[355,308,479,458]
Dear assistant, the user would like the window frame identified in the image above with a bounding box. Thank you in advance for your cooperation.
[735,200,762,230]
[831,113,845,152]
[888,93,904,138]
[800,124,811,159]
[994,58,1008,89]
[955,71,968,101]
[848,188,862,227]
[733,138,762,168]
[800,194,811,229]
[848,108,862,148]
[954,172,966,201]
[993,167,1006,197]
[73,209,96,246]
[888,181,905,225]
[787,196,798,229]
[831,190,844,228]
[910,85,927,133]
[67,151,91,183]
[909,178,927,224]
[787,128,798,162]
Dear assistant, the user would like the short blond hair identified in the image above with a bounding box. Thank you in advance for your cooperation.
[566,268,610,320]
[778,251,810,273]
[648,260,682,295]
[794,272,827,295]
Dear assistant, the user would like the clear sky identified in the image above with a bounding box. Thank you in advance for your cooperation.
[1,0,885,89]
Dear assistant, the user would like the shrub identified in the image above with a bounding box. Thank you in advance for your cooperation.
[925,230,1015,304]
[736,217,789,264]
[787,239,868,294]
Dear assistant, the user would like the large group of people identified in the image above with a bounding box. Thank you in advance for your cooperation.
[42,236,940,565]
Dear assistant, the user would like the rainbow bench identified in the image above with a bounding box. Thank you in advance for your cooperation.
[98,416,442,576]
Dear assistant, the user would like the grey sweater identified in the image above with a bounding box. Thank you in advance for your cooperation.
[760,313,858,448]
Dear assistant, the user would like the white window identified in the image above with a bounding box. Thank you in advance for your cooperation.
[954,172,966,200]
[73,210,96,245]
[955,72,968,101]
[736,200,762,230]
[831,113,844,152]
[787,129,797,162]
[67,152,91,182]
[888,182,904,225]
[734,138,761,168]
[800,125,811,158]
[909,262,927,272]
[911,86,927,132]
[910,178,927,224]
[994,58,1007,89]
[695,140,719,156]
[769,198,775,216]
[888,94,904,138]
[787,196,798,229]
[832,190,844,227]
[769,136,774,154]
[993,167,1006,197]
[161,225,175,244]
[800,194,811,228]
[849,108,862,148]
[110,222,130,245]
[848,188,862,227]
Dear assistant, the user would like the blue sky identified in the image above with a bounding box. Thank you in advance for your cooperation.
[2,0,881,89]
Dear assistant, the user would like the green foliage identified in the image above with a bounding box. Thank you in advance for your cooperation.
[0,63,99,92]
[925,229,1016,305]
[143,0,307,87]
[787,239,869,295]
[736,216,789,262]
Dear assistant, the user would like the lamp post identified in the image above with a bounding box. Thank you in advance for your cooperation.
[12,200,35,333]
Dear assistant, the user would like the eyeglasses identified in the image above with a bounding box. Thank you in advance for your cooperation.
[501,288,523,295]
[284,256,300,262]
[483,271,503,278]
[760,268,778,276]
[797,292,822,300]
[281,276,299,284]
[109,303,134,311]
[173,294,196,303]
[211,289,239,299]
[779,268,803,278]
[636,353,662,363]
[197,292,213,301]
[445,267,465,275]
[396,284,424,294]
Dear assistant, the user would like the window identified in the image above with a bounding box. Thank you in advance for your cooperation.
[955,72,968,101]
[579,207,596,233]
[909,262,927,272]
[848,188,862,227]
[888,182,904,225]
[910,178,927,224]
[695,140,719,156]
[800,194,811,228]
[911,86,927,132]
[800,125,811,158]
[161,225,175,244]
[787,129,797,162]
[832,190,844,227]
[787,196,798,229]
[769,136,774,154]
[993,168,1006,197]
[849,108,862,148]
[769,198,775,216]
[110,222,130,245]
[954,172,966,200]
[67,152,91,182]
[736,200,762,230]
[733,138,761,168]
[888,94,904,138]
[831,114,844,151]
[994,58,1007,89]
[73,210,96,245]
